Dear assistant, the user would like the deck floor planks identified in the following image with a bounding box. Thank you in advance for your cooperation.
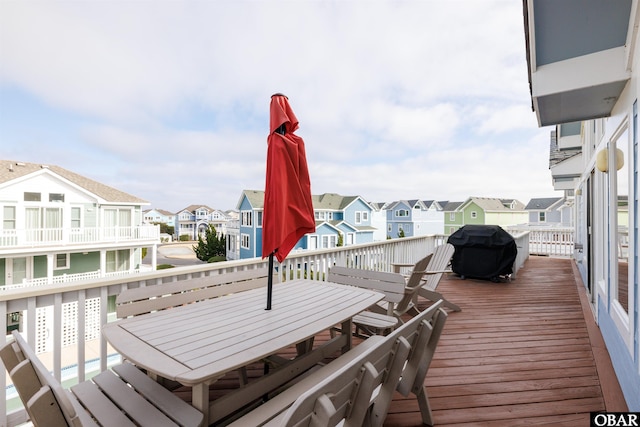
[383,256,625,426]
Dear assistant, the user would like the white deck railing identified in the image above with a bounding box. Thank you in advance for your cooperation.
[0,233,530,426]
[0,225,160,251]
[506,226,574,257]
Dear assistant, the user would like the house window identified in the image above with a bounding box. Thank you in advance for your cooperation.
[71,207,81,228]
[321,235,337,248]
[241,234,250,249]
[470,211,478,219]
[355,212,362,224]
[3,206,16,230]
[388,224,392,232]
[395,210,408,217]
[24,192,41,201]
[539,212,546,222]
[106,249,130,273]
[241,211,253,226]
[449,212,455,221]
[327,212,333,220]
[362,212,368,222]
[256,211,263,227]
[55,253,69,269]
[49,193,65,202]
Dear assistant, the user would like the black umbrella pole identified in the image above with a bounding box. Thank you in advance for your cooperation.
[266,252,275,310]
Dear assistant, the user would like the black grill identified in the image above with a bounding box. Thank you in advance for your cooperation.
[447,225,517,282]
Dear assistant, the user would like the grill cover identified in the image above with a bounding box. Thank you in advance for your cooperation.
[447,225,517,281]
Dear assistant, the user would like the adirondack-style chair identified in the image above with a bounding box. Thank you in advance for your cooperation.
[1,331,203,427]
[328,266,405,337]
[392,243,460,316]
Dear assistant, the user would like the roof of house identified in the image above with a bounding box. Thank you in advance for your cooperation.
[144,208,174,216]
[461,197,525,211]
[525,197,563,210]
[549,130,581,168]
[180,204,217,213]
[0,160,147,204]
[241,190,367,211]
[442,201,463,211]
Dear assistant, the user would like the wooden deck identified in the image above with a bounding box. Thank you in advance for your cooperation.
[177,256,628,426]
[385,256,627,426]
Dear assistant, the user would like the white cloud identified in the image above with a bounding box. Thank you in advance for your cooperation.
[0,0,559,212]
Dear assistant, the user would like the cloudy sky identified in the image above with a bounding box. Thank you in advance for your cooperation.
[0,1,555,212]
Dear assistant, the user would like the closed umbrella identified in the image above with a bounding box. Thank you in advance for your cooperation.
[263,94,316,309]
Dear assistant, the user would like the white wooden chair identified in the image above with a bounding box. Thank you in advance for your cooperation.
[328,266,405,336]
[393,243,460,316]
[1,331,203,427]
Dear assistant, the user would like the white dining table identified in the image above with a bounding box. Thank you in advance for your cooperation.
[103,279,383,425]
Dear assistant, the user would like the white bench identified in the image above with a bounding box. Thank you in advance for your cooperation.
[328,266,405,336]
[1,330,203,427]
[226,299,448,426]
[116,266,278,318]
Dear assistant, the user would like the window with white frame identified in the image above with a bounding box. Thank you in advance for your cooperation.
[539,212,546,222]
[71,207,81,228]
[470,211,478,219]
[49,193,65,202]
[24,192,41,202]
[355,211,362,224]
[321,235,337,248]
[362,211,368,222]
[395,209,408,217]
[55,253,69,270]
[241,233,250,249]
[241,211,253,226]
[3,206,16,230]
[449,212,455,221]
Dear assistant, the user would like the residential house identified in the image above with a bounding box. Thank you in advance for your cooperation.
[0,160,159,288]
[225,210,240,261]
[443,197,527,234]
[525,197,573,226]
[174,205,230,241]
[143,208,175,227]
[442,201,464,234]
[143,208,175,241]
[523,0,639,409]
[236,190,375,259]
[385,199,444,239]
[0,160,159,351]
[369,202,389,241]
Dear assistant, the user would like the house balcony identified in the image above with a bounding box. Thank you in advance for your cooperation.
[524,0,633,126]
[0,225,160,256]
[0,233,628,426]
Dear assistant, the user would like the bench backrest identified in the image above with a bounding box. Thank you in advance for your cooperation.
[116,266,278,318]
[419,243,454,292]
[328,266,405,305]
[1,331,95,427]
[281,300,447,427]
[395,243,454,316]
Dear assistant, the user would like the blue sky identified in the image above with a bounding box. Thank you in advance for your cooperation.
[0,0,556,212]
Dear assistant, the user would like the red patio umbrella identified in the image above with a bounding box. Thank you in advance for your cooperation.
[263,94,316,309]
